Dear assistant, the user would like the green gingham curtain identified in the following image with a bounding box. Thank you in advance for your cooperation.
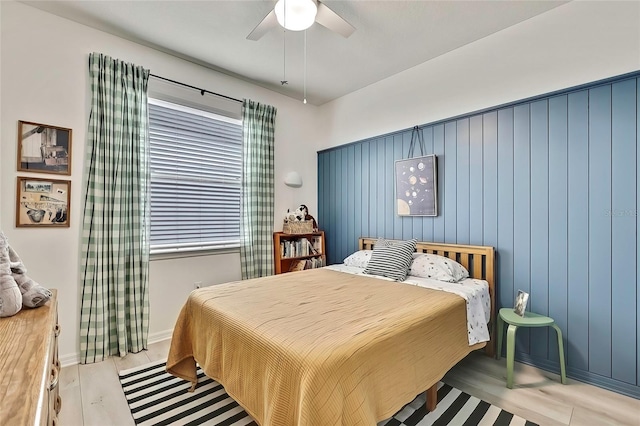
[240,100,277,279]
[79,53,150,363]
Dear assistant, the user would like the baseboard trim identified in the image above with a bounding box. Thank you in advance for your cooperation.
[60,353,80,368]
[515,352,640,399]
[59,329,173,368]
[148,329,173,344]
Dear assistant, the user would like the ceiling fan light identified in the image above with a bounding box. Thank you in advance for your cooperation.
[275,0,317,31]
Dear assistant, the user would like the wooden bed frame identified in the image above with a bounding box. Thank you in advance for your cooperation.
[359,237,496,412]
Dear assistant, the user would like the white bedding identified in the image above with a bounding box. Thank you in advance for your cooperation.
[324,264,491,345]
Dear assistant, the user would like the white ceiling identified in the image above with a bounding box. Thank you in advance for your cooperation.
[22,0,568,105]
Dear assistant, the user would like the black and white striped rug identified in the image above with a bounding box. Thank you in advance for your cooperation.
[119,360,537,426]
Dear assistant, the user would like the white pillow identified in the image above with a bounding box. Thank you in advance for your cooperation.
[409,253,469,282]
[343,250,373,268]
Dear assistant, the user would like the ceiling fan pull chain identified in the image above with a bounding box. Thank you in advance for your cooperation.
[280,0,287,85]
[281,28,288,85]
[303,29,307,104]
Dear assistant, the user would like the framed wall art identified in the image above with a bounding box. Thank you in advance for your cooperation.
[16,177,70,227]
[17,120,72,175]
[514,290,530,317]
[394,154,437,216]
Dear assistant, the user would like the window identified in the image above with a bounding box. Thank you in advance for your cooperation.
[148,98,242,254]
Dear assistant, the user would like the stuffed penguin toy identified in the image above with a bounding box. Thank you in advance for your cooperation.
[296,205,318,231]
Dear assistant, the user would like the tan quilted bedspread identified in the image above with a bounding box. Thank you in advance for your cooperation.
[167,268,483,426]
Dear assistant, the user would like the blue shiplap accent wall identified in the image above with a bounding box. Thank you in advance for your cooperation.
[317,73,640,398]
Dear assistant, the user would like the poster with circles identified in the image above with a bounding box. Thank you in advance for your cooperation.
[394,155,437,216]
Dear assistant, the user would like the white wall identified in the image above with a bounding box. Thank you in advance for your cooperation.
[0,1,321,364]
[317,1,640,149]
[0,3,3,225]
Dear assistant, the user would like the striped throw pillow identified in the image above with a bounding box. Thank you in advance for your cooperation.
[364,238,417,281]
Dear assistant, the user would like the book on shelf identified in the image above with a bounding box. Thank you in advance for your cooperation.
[311,236,322,253]
[307,257,325,269]
[307,238,319,255]
[288,257,325,272]
[280,237,320,258]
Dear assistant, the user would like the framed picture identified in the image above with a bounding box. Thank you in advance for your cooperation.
[395,155,437,216]
[514,290,529,317]
[16,177,70,227]
[17,120,72,175]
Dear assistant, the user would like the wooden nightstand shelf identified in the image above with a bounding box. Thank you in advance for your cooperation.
[273,231,326,274]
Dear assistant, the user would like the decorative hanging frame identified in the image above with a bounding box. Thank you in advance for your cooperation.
[407,125,426,158]
[394,126,438,216]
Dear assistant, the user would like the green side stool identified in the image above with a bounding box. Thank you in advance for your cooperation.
[496,307,567,389]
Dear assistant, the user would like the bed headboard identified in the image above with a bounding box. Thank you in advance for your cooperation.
[359,237,496,357]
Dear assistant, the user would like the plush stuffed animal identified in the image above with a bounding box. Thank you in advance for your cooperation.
[293,206,306,222]
[297,204,318,231]
[284,209,298,223]
[9,245,51,308]
[0,232,22,317]
[0,232,51,317]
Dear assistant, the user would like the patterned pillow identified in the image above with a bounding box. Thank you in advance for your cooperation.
[343,250,373,268]
[409,253,469,282]
[364,239,417,281]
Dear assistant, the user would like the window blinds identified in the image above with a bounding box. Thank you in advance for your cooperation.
[148,99,242,253]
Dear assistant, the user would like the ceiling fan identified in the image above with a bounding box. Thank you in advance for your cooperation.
[247,0,355,40]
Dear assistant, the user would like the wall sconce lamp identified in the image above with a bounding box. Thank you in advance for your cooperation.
[284,171,303,188]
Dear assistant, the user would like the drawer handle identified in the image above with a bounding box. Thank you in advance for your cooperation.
[49,366,59,391]
[54,324,61,337]
[55,394,62,414]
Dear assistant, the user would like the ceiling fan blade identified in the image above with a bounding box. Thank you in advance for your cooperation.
[247,9,278,41]
[315,1,355,38]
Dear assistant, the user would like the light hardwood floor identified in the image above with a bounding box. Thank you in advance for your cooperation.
[60,340,639,426]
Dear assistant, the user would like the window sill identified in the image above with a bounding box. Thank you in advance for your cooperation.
[150,245,240,261]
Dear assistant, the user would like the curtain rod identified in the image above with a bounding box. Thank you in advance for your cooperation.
[150,74,243,104]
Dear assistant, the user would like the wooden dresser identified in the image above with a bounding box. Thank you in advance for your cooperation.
[0,290,61,425]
